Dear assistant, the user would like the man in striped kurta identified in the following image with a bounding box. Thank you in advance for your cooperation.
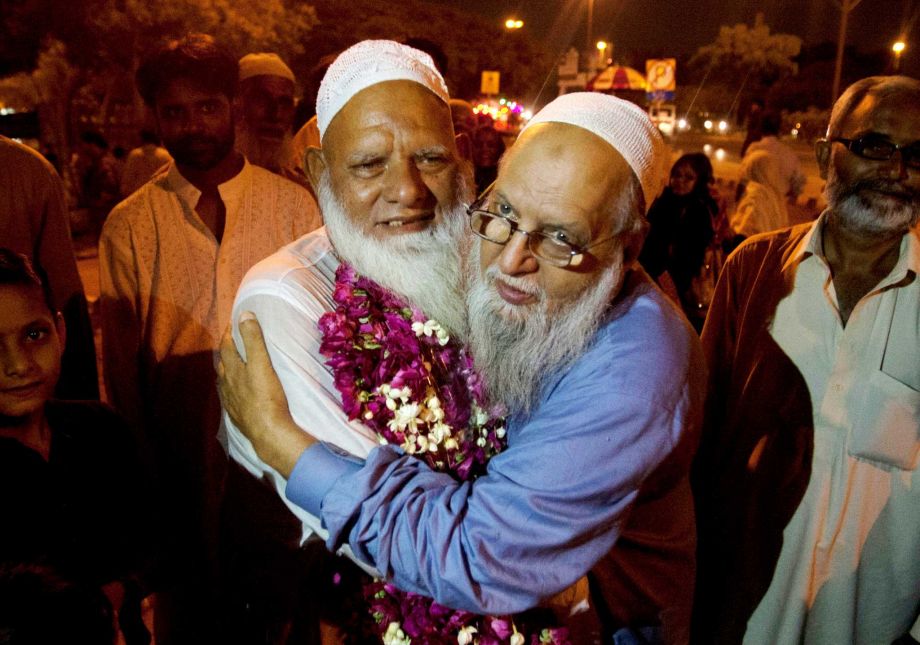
[99,34,320,642]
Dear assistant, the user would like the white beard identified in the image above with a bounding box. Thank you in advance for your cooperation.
[465,242,624,416]
[825,164,920,237]
[317,170,473,340]
[235,125,294,172]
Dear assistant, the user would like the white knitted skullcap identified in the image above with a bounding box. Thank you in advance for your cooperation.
[316,40,449,140]
[238,53,295,83]
[521,92,668,212]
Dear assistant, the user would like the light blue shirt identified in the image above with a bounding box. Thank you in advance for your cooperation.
[286,270,705,636]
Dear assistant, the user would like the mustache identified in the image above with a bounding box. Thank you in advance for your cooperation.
[852,178,918,200]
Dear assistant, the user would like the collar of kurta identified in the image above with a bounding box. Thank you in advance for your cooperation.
[163,157,252,209]
[782,209,920,283]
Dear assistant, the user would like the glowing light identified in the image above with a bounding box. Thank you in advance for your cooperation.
[505,18,523,29]
[703,144,713,154]
[893,40,906,54]
[522,110,533,120]
[596,40,608,51]
[715,148,726,161]
[718,120,728,132]
[703,120,713,131]
[677,118,688,130]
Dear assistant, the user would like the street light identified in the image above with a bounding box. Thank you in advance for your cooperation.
[596,40,607,51]
[505,18,523,30]
[893,40,906,72]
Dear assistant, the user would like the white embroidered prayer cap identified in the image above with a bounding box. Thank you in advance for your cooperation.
[520,92,669,213]
[316,40,450,140]
[238,53,295,83]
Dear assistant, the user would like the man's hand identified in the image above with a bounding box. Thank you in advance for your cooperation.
[218,312,314,477]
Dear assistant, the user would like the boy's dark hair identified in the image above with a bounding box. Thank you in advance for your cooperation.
[0,249,55,314]
[136,33,238,108]
[139,129,160,146]
[0,564,114,645]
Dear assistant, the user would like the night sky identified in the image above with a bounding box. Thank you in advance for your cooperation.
[428,0,919,75]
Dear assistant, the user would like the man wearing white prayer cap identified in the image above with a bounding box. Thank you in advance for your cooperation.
[220,87,706,643]
[234,52,309,189]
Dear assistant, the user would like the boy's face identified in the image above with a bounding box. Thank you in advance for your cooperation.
[0,285,64,420]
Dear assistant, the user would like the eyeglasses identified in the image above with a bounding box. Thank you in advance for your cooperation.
[829,135,920,169]
[466,186,616,268]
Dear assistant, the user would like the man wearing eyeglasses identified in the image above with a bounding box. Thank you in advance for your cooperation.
[221,87,706,643]
[693,75,920,645]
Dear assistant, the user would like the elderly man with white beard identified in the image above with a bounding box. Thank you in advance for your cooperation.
[221,77,705,642]
[693,75,920,645]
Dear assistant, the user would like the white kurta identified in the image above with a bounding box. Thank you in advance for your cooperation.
[745,215,920,644]
[221,228,379,571]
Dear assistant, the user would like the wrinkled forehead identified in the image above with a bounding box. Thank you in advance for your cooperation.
[322,80,455,154]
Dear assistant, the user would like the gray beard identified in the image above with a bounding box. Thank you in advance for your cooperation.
[317,170,473,340]
[825,165,920,237]
[465,242,623,416]
[235,126,294,172]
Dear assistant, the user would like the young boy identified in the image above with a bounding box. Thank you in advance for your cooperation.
[0,248,151,643]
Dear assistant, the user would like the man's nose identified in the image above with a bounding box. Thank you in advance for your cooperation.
[383,160,429,207]
[496,231,539,276]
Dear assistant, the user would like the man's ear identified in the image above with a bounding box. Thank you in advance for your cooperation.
[815,139,831,180]
[455,132,472,162]
[305,146,327,194]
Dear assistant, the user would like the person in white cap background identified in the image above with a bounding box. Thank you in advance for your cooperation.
[219,74,705,642]
[98,34,321,642]
[235,52,311,191]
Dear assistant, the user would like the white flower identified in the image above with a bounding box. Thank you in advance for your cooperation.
[496,426,506,439]
[391,402,421,431]
[476,437,487,448]
[444,437,459,451]
[510,633,525,645]
[435,327,450,345]
[428,396,441,410]
[383,622,411,645]
[416,435,429,452]
[457,626,478,645]
[430,422,451,443]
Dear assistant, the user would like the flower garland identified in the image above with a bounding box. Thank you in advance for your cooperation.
[319,263,570,645]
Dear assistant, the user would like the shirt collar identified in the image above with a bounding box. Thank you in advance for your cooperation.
[164,157,251,208]
[782,209,920,280]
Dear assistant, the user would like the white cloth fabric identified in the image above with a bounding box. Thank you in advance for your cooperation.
[100,159,321,454]
[119,144,171,197]
[221,228,380,572]
[239,52,294,83]
[732,150,789,237]
[746,135,806,199]
[520,92,668,213]
[315,40,449,139]
[744,215,920,644]
[730,181,789,237]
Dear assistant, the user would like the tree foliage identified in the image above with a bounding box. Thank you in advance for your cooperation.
[301,0,552,102]
[690,14,802,89]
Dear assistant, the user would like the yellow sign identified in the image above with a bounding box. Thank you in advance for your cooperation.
[481,71,500,95]
[646,59,676,91]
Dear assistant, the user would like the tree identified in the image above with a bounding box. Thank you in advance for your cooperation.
[300,0,552,103]
[689,13,802,113]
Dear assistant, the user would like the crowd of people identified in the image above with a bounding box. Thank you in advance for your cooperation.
[0,31,917,645]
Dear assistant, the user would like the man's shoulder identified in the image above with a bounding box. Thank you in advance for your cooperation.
[103,179,167,235]
[237,228,335,299]
[725,221,812,274]
[249,164,311,197]
[0,137,57,179]
[574,270,704,398]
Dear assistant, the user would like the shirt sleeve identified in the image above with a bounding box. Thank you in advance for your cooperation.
[224,279,379,545]
[98,214,144,435]
[286,355,691,615]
